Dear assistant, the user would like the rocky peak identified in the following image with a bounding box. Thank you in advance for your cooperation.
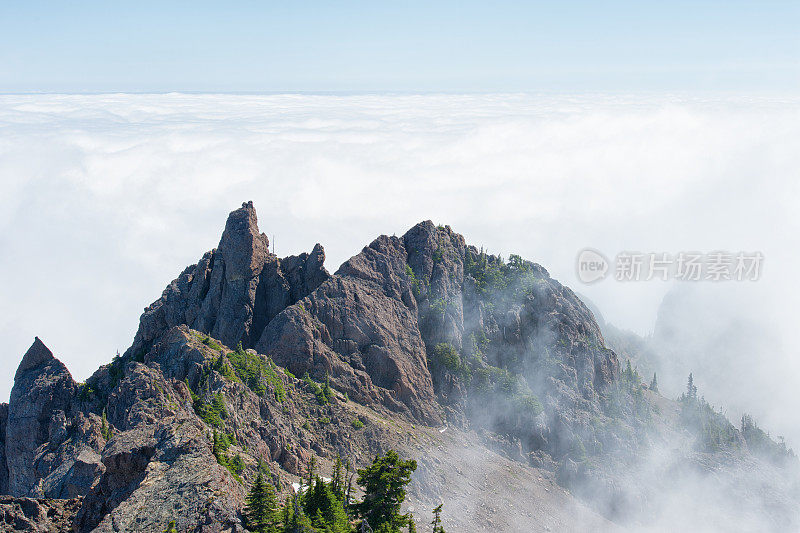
[15,337,56,378]
[7,338,82,497]
[217,200,270,279]
[127,202,330,357]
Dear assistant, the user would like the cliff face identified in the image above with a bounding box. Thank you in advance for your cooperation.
[258,219,620,448]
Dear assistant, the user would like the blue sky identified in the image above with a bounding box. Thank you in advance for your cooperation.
[1,1,798,93]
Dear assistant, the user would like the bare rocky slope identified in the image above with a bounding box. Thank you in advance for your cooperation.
[1,202,798,532]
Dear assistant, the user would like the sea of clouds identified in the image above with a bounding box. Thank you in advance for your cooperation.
[1,92,798,442]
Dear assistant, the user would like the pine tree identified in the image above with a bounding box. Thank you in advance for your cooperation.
[353,450,417,532]
[212,430,221,458]
[322,374,333,403]
[101,408,113,440]
[306,456,316,491]
[430,504,445,533]
[284,494,314,533]
[687,373,697,400]
[624,360,634,384]
[244,471,278,532]
[263,476,280,532]
[345,459,354,510]
[331,454,344,501]
[302,475,349,533]
[281,497,292,530]
[650,373,659,392]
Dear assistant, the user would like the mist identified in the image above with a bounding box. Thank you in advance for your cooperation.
[1,92,799,531]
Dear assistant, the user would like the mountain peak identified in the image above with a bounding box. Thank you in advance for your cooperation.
[15,337,55,378]
[218,200,270,277]
[127,201,329,356]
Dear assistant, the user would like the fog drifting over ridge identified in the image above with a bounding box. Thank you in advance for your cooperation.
[1,93,798,445]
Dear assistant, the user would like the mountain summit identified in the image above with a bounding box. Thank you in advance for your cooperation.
[1,202,797,532]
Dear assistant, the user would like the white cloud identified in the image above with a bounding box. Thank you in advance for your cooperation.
[1,93,798,443]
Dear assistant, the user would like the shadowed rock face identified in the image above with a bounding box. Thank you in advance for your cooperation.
[257,233,443,424]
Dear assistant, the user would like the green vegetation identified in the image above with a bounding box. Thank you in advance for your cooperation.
[603,359,650,425]
[679,373,738,452]
[226,343,286,402]
[470,364,542,416]
[430,343,462,373]
[352,450,417,532]
[464,249,543,301]
[163,520,178,533]
[201,335,223,351]
[191,390,228,428]
[303,373,331,405]
[304,475,349,532]
[276,456,351,533]
[351,419,364,429]
[77,382,95,401]
[741,414,795,463]
[405,264,424,299]
[100,409,113,441]
[427,341,543,437]
[429,298,447,320]
[238,451,432,533]
[244,471,280,532]
[431,504,445,533]
[212,430,243,483]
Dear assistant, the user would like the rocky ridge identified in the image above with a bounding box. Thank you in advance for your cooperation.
[1,202,797,532]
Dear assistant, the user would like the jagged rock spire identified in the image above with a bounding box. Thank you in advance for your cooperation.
[7,338,77,496]
[127,202,329,357]
[15,337,55,378]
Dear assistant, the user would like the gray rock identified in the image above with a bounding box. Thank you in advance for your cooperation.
[127,201,330,359]
[0,495,82,532]
[257,232,443,424]
[7,338,78,496]
[75,415,245,532]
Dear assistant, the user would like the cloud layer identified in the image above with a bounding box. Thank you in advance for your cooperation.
[1,93,798,441]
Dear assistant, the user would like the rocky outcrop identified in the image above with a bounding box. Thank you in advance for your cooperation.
[5,338,105,500]
[259,219,619,444]
[6,338,97,498]
[0,495,82,532]
[257,233,442,424]
[127,201,330,359]
[75,417,245,533]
